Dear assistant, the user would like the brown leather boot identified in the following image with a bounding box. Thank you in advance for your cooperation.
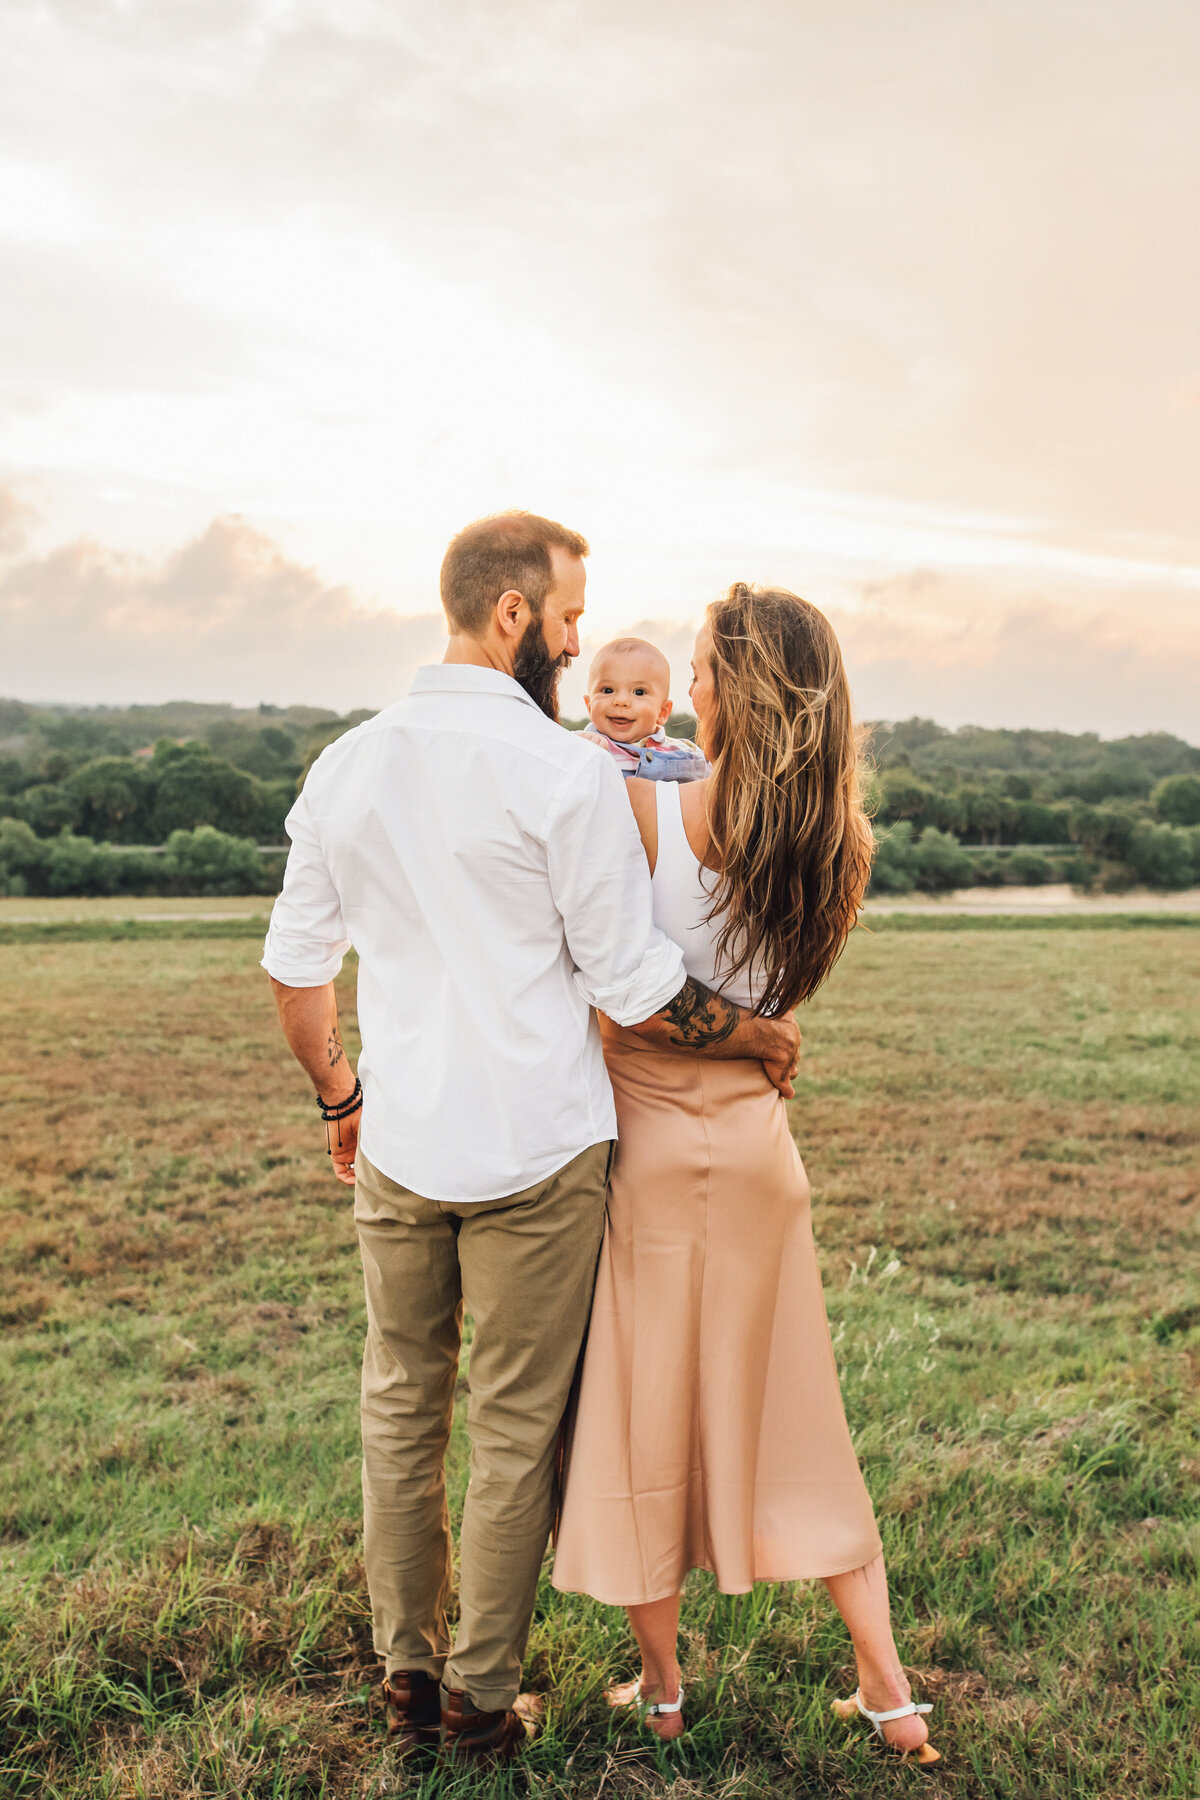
[439,1685,541,1763]
[381,1669,442,1757]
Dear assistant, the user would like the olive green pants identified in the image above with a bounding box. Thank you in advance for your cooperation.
[354,1141,610,1711]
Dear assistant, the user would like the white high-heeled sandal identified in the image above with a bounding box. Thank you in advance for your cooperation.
[832,1688,940,1766]
[631,1677,684,1720]
[607,1676,685,1735]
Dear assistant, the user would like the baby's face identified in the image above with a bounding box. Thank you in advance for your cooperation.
[585,653,672,743]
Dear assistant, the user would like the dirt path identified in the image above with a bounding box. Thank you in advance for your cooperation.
[864,882,1200,917]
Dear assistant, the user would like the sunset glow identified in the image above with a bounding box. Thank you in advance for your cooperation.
[2,1,1198,732]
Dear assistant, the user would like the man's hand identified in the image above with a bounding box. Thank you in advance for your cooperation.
[327,1108,360,1187]
[627,975,801,1099]
[762,1015,802,1099]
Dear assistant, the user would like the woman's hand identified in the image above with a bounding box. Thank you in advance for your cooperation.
[762,1016,802,1098]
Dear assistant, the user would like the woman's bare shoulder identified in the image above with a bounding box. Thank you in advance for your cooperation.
[624,777,658,872]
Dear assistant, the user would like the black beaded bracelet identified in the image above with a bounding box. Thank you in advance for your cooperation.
[316,1077,362,1121]
[317,1077,362,1156]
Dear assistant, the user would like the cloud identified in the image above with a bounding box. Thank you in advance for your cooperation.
[2,513,1196,740]
[0,482,35,553]
[567,579,1200,739]
[0,513,446,710]
[829,573,1200,736]
[3,0,1198,584]
[0,242,261,396]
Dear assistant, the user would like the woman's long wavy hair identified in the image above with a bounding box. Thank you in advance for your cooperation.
[701,582,874,1015]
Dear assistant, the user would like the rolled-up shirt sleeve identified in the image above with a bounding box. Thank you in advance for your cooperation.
[261,790,352,986]
[545,753,686,1026]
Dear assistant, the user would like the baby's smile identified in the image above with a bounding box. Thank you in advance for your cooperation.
[585,645,673,744]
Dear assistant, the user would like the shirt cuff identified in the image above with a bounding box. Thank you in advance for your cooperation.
[261,933,349,987]
[578,933,687,1028]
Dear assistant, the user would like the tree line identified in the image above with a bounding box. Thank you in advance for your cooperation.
[863,718,1200,893]
[0,699,365,898]
[0,698,1198,899]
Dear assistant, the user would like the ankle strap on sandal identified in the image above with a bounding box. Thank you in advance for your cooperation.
[635,1678,684,1717]
[854,1690,932,1729]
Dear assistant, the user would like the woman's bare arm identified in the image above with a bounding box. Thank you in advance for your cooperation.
[623,776,659,871]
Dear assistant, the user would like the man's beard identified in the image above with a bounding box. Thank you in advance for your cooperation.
[513,615,570,721]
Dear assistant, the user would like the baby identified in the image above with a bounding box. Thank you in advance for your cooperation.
[580,637,709,782]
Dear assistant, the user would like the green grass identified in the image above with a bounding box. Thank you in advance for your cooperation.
[0,917,271,946]
[1,929,1197,1798]
[0,906,1198,949]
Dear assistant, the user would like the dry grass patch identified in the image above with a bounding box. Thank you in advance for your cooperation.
[1,927,1198,1798]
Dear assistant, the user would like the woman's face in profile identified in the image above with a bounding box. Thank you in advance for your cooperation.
[688,623,717,742]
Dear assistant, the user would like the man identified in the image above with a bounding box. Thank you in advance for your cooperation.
[263,512,799,1764]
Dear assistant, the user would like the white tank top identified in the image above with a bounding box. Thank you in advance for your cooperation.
[650,780,759,1011]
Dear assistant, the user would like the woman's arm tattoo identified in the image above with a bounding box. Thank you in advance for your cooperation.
[660,976,740,1047]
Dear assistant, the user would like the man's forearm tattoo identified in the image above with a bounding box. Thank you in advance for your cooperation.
[327,1027,345,1068]
[661,976,740,1048]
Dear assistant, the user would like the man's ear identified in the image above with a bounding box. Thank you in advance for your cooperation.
[495,589,527,640]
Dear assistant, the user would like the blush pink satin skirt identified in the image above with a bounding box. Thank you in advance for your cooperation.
[551,1021,882,1607]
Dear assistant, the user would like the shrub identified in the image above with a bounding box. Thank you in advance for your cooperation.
[1055,852,1099,890]
[113,850,169,895]
[1069,802,1141,860]
[0,819,48,894]
[868,822,917,894]
[1151,773,1200,827]
[161,827,266,896]
[968,854,1007,887]
[1008,850,1055,885]
[911,828,974,891]
[43,830,120,897]
[1125,822,1195,889]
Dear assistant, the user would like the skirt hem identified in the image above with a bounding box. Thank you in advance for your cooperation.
[550,1535,884,1608]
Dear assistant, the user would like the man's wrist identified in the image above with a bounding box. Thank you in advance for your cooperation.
[745,1014,795,1057]
[316,1073,361,1112]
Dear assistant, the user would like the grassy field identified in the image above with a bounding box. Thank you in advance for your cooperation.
[1,926,1197,1799]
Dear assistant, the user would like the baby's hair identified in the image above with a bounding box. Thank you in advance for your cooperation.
[587,637,672,692]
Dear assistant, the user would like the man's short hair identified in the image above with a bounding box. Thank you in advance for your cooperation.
[440,512,589,636]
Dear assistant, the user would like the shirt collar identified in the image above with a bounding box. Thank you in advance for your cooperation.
[409,663,544,712]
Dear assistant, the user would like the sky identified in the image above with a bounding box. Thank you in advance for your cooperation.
[1,0,1198,735]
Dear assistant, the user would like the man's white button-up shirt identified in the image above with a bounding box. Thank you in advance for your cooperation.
[262,664,686,1203]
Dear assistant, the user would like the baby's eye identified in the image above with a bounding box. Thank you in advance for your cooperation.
[634,688,647,695]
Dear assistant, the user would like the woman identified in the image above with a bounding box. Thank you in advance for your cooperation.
[552,583,938,1764]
